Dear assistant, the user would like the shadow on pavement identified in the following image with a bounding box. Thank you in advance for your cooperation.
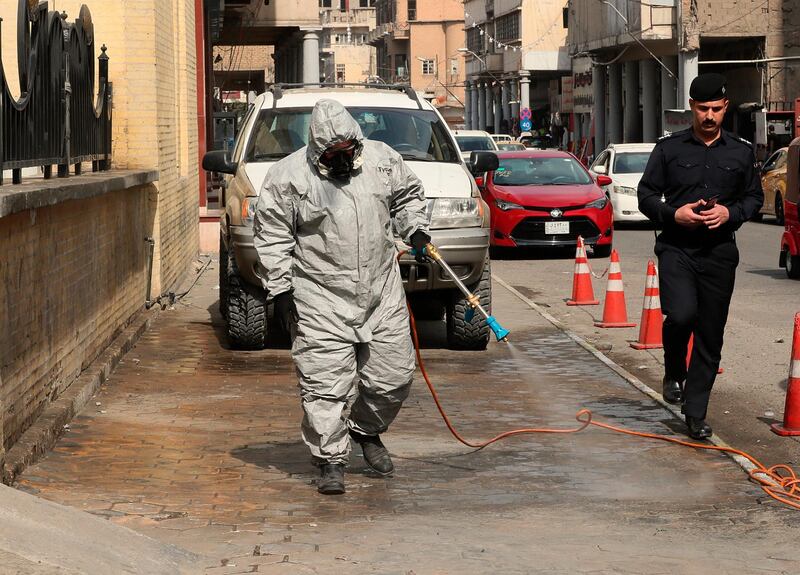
[746,268,789,280]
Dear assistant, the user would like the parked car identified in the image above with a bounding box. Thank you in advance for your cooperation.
[497,142,526,151]
[779,138,800,278]
[203,84,496,350]
[589,143,655,222]
[758,147,789,224]
[453,129,498,162]
[491,134,513,144]
[480,150,614,257]
[517,132,556,150]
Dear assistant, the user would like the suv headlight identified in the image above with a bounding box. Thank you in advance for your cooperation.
[495,199,524,211]
[615,185,637,196]
[429,197,483,229]
[585,196,609,210]
[241,196,257,225]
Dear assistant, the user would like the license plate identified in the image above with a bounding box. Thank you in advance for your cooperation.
[545,221,570,235]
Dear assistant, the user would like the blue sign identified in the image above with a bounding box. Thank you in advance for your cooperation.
[520,119,532,132]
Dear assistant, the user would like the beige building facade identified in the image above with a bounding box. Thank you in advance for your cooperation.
[321,3,377,84]
[462,0,570,135]
[567,0,800,155]
[369,0,466,125]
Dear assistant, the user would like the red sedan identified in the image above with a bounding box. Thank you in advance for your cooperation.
[480,150,614,257]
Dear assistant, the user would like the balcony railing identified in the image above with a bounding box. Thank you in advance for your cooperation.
[321,8,375,27]
[367,21,410,44]
[0,2,111,185]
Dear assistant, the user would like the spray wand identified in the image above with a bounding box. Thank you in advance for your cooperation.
[412,243,510,343]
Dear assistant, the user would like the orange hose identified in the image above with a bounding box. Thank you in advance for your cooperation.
[400,249,800,510]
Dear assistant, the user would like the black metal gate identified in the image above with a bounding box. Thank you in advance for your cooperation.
[0,0,112,185]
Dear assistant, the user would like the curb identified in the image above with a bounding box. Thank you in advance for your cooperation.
[493,274,760,478]
[3,306,161,485]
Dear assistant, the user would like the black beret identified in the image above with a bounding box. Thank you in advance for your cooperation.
[689,73,728,102]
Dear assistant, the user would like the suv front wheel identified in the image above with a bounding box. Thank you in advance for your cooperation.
[226,249,268,349]
[446,257,491,350]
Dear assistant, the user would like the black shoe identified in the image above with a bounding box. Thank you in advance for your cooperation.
[662,378,683,405]
[317,463,346,495]
[686,416,712,440]
[349,431,394,476]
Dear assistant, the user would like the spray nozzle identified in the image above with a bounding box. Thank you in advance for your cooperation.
[486,316,510,342]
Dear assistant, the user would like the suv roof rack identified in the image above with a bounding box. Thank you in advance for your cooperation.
[269,83,423,110]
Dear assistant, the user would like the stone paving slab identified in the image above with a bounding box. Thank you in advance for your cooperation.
[14,258,800,574]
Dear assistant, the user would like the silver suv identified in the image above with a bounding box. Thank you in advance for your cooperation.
[203,84,496,350]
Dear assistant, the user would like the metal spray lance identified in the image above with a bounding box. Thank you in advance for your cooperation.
[415,243,510,342]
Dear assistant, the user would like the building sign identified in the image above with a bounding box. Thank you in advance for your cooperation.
[572,58,593,114]
[561,76,573,113]
[663,109,693,136]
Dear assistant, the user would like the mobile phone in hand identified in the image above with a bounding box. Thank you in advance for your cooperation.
[694,195,719,214]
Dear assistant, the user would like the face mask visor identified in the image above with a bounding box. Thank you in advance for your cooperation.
[319,140,362,179]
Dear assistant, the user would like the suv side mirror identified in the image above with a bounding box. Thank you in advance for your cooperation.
[593,164,607,175]
[469,151,499,174]
[203,150,237,175]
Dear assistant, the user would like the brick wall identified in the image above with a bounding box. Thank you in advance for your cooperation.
[0,0,201,295]
[0,185,153,449]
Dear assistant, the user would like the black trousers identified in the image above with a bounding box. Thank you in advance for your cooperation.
[655,239,739,419]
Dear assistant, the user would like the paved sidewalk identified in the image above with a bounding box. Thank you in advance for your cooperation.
[14,258,800,574]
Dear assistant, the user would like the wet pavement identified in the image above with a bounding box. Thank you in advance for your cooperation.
[14,258,800,574]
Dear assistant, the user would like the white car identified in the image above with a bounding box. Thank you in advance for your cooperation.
[452,130,498,162]
[589,143,655,222]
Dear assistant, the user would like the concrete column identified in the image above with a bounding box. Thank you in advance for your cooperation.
[641,60,658,142]
[661,55,678,111]
[484,82,493,132]
[623,60,640,142]
[471,81,480,130]
[608,63,622,144]
[501,81,510,130]
[510,79,520,126]
[302,31,320,85]
[477,81,487,132]
[679,50,699,109]
[592,64,606,153]
[519,70,531,113]
[464,82,472,129]
[494,85,502,134]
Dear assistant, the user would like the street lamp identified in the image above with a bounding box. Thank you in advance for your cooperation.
[457,47,501,83]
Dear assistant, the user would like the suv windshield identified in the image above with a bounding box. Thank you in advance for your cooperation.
[245,107,460,163]
[493,157,593,186]
[612,151,651,174]
[454,135,495,152]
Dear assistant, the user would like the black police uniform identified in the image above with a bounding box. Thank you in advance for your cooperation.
[637,128,763,419]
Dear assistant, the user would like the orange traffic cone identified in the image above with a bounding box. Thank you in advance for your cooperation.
[630,260,663,349]
[566,236,599,306]
[594,250,636,328]
[772,313,800,436]
[686,334,724,374]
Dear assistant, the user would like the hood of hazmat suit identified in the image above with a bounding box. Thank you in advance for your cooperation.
[253,98,430,343]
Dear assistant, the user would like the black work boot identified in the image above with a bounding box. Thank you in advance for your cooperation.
[349,431,394,476]
[685,416,712,440]
[662,377,683,405]
[317,463,346,495]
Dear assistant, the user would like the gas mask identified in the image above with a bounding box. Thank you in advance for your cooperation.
[319,140,362,180]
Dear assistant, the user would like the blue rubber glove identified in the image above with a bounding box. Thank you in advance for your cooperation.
[410,230,431,263]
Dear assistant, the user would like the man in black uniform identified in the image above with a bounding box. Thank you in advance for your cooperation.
[637,73,763,439]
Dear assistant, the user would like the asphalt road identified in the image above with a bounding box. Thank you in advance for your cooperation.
[491,214,800,466]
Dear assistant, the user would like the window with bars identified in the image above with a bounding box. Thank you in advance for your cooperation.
[495,11,520,41]
[421,59,435,75]
[466,26,484,54]
[336,64,346,82]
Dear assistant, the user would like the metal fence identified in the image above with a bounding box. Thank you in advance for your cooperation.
[0,0,111,185]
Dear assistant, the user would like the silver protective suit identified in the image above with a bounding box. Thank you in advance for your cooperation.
[253,99,429,464]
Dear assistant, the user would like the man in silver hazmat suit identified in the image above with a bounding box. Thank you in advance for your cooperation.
[253,99,431,495]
